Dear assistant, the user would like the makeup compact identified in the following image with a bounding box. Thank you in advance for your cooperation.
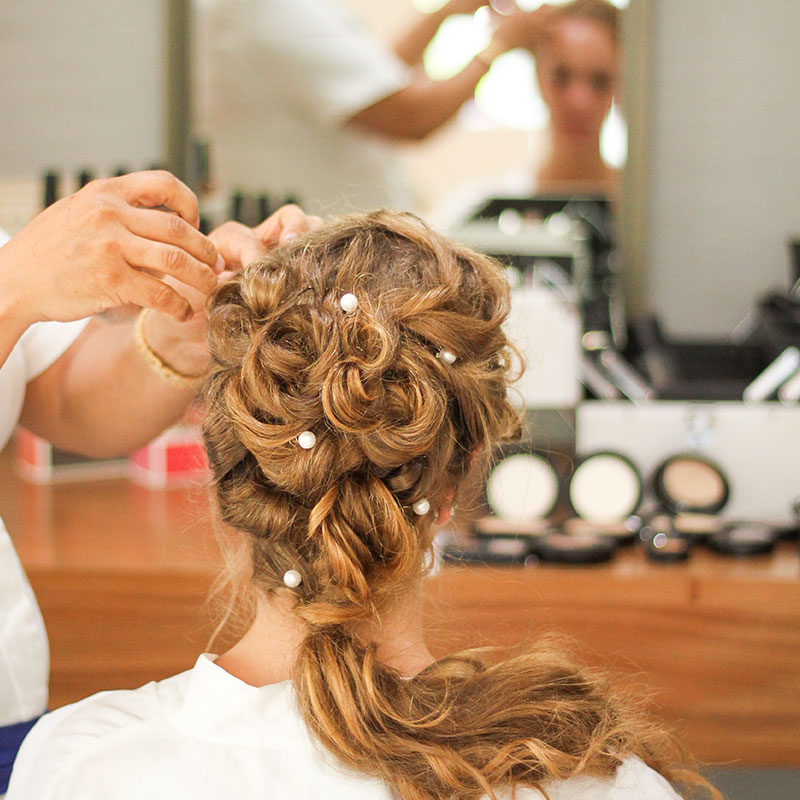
[653,453,730,514]
[644,529,691,563]
[567,451,643,525]
[438,532,535,565]
[670,511,723,540]
[473,515,552,538]
[534,531,616,565]
[562,514,642,544]
[708,522,779,556]
[485,452,560,524]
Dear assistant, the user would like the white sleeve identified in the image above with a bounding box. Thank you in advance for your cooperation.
[18,320,90,382]
[235,0,411,125]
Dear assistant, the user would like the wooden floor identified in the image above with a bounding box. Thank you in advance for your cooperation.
[1,443,799,767]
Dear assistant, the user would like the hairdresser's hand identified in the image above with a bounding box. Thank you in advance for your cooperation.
[141,205,321,376]
[0,170,221,334]
[493,3,559,51]
[209,204,322,271]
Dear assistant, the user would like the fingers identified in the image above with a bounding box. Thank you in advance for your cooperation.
[126,206,223,274]
[254,204,320,247]
[209,206,322,272]
[122,233,219,297]
[114,170,201,228]
[208,221,269,270]
[125,271,193,321]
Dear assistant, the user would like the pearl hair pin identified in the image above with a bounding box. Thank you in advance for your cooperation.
[340,293,358,313]
[437,349,457,364]
[412,498,431,516]
[283,569,302,588]
[297,431,317,449]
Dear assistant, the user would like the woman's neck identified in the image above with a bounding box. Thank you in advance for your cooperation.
[215,588,435,687]
[536,129,616,194]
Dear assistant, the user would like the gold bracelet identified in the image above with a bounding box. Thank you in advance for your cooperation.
[134,309,205,388]
[475,36,509,68]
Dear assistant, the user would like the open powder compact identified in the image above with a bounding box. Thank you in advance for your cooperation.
[567,451,643,529]
[439,534,535,565]
[562,514,642,544]
[645,529,691,563]
[534,531,616,565]
[485,452,560,524]
[473,515,552,538]
[670,511,723,540]
[653,453,730,514]
[708,522,778,556]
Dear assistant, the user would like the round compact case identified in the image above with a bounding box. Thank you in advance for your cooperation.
[562,514,642,544]
[708,522,779,556]
[567,451,643,540]
[645,530,691,563]
[640,513,691,562]
[534,531,616,565]
[653,453,730,515]
[670,511,723,540]
[485,452,560,525]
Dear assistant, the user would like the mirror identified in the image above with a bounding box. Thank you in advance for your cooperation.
[190,0,800,338]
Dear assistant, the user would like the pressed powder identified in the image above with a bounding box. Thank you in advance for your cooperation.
[654,454,729,513]
[709,523,778,556]
[486,453,560,522]
[646,530,690,563]
[568,452,642,523]
[535,531,616,564]
[672,512,721,538]
[474,515,551,538]
[563,515,641,542]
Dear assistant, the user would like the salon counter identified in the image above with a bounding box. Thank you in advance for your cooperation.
[1,444,798,766]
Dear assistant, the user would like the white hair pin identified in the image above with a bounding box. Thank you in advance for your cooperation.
[283,569,302,588]
[412,498,431,516]
[437,349,457,365]
[297,431,317,449]
[340,293,358,313]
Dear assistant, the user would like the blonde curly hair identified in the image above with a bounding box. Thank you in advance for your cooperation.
[202,210,718,800]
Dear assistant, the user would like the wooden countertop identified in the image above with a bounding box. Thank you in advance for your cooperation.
[1,444,799,766]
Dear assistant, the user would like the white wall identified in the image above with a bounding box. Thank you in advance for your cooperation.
[0,0,164,179]
[645,0,800,336]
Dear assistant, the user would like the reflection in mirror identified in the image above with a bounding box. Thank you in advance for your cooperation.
[191,0,628,223]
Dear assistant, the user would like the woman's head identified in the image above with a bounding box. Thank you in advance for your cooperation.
[534,0,619,141]
[200,209,718,800]
[203,209,519,622]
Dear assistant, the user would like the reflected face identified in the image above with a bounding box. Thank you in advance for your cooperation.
[535,17,618,140]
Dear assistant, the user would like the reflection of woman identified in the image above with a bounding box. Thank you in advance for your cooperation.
[522,0,620,194]
[10,211,717,800]
[193,0,541,214]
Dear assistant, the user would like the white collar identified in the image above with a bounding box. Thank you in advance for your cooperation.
[168,654,311,750]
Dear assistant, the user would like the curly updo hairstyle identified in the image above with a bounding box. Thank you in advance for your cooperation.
[202,210,718,800]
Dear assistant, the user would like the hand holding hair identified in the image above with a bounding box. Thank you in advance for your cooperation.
[138,203,321,383]
[209,205,322,271]
[0,170,221,334]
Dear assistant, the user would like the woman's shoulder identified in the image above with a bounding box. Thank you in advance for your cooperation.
[7,669,191,798]
[539,757,682,800]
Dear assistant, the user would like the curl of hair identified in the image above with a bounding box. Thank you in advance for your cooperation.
[203,210,718,800]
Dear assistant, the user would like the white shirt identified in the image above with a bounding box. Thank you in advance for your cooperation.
[0,228,88,728]
[194,0,415,214]
[8,653,681,800]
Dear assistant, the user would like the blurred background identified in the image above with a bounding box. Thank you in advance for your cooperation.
[1,2,799,797]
